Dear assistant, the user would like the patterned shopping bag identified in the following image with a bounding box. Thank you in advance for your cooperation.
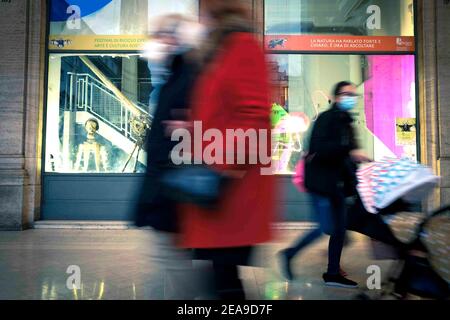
[357,157,439,214]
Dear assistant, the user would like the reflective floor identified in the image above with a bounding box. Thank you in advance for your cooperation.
[0,229,416,300]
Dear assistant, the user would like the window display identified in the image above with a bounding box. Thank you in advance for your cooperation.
[45,54,153,173]
[49,0,199,50]
[45,0,199,174]
[265,0,414,36]
[264,0,415,53]
[265,0,417,175]
[269,54,416,174]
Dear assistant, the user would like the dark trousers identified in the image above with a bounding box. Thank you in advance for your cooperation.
[285,191,347,275]
[212,263,246,300]
[196,246,252,300]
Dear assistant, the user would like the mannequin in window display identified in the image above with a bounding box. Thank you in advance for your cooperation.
[74,118,107,172]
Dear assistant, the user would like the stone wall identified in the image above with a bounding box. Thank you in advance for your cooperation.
[435,0,450,206]
[418,0,450,210]
[0,0,45,230]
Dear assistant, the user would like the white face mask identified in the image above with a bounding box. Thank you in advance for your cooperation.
[176,21,208,49]
[142,40,173,64]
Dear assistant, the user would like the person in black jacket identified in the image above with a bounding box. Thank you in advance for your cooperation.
[134,15,204,299]
[279,81,370,288]
[135,53,197,231]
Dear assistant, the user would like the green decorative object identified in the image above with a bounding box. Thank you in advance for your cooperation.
[271,103,288,128]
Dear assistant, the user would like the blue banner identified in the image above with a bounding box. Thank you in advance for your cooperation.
[50,0,113,22]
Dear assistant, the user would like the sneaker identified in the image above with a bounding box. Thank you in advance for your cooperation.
[278,249,294,281]
[323,273,358,288]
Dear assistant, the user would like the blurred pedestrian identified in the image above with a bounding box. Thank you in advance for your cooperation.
[135,14,204,299]
[143,15,204,114]
[279,81,370,288]
[176,1,275,300]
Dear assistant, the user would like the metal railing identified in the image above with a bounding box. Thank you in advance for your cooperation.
[65,72,150,142]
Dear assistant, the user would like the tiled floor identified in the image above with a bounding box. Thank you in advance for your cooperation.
[0,228,407,300]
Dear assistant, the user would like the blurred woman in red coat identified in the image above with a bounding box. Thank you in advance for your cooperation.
[178,1,276,300]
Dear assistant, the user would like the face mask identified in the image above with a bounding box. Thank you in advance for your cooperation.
[338,96,358,111]
[176,21,208,49]
[142,40,173,64]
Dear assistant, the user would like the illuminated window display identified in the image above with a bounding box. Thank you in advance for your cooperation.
[49,0,198,49]
[45,54,154,173]
[40,0,419,221]
[269,54,416,174]
[46,0,416,175]
[45,0,199,173]
[265,0,414,37]
[265,0,417,175]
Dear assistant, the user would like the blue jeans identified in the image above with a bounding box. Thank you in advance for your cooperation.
[285,191,347,275]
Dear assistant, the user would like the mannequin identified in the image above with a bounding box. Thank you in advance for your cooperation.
[74,118,106,172]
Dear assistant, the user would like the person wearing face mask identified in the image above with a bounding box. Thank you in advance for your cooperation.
[174,1,275,300]
[143,15,206,114]
[279,81,370,288]
[142,18,178,114]
[135,15,205,299]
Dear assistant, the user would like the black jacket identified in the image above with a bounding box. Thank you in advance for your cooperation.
[304,104,358,197]
[134,53,197,231]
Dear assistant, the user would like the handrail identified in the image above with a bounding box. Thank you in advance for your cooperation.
[66,72,151,143]
[79,56,142,117]
[68,72,151,116]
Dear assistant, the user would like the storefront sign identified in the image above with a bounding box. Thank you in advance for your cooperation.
[49,35,148,50]
[264,35,415,53]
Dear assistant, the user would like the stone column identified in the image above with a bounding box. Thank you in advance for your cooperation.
[0,0,46,230]
[419,0,450,209]
[121,57,139,103]
[120,0,148,104]
[435,0,450,205]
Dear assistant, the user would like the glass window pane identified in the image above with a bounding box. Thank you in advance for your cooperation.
[265,0,414,36]
[49,0,199,50]
[45,54,154,173]
[269,54,416,174]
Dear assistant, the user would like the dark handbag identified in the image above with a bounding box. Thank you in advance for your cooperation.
[160,165,230,209]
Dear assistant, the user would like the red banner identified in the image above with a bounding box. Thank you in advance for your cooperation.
[264,35,415,53]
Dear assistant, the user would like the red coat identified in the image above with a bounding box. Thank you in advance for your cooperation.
[178,32,276,249]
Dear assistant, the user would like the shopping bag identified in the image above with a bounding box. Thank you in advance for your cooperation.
[357,157,439,214]
[292,159,307,193]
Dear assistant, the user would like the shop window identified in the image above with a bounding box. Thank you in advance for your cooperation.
[265,0,414,36]
[45,54,157,173]
[265,0,417,175]
[269,54,416,174]
[49,0,199,50]
[45,0,199,174]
